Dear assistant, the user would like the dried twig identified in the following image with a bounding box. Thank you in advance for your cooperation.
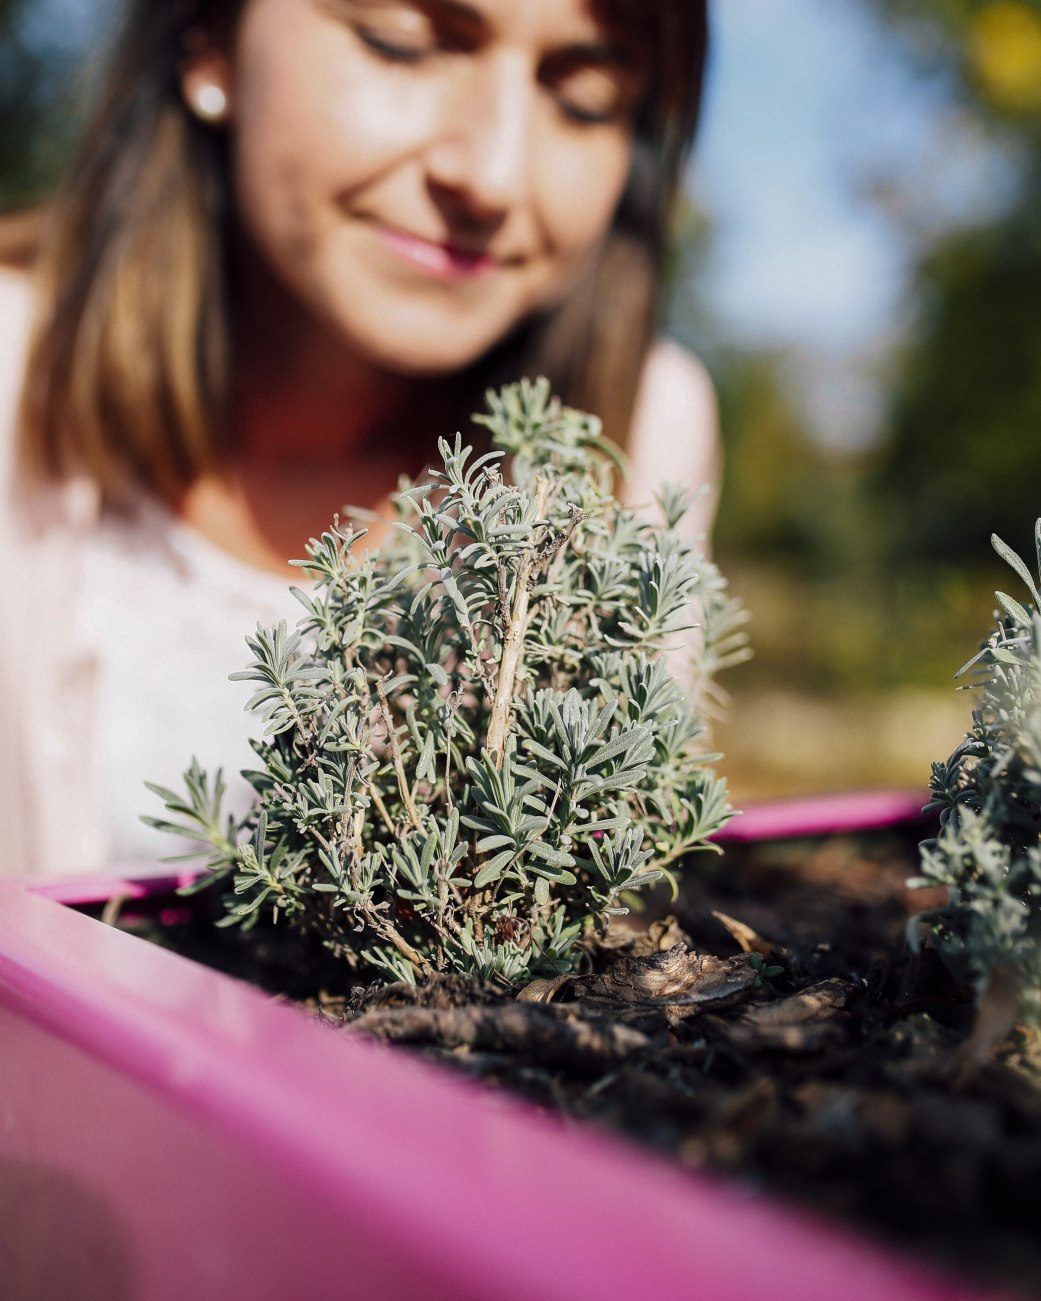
[352,1000,652,1074]
[376,677,423,831]
[486,478,550,767]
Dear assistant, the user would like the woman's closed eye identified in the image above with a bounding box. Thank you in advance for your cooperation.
[336,0,477,63]
[355,17,440,61]
[547,58,639,126]
[325,0,642,129]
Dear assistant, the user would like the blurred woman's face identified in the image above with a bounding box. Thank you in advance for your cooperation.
[189,0,643,375]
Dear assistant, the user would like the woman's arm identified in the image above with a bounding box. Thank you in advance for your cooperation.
[622,338,721,550]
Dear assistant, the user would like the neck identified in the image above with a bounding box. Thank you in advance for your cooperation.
[229,244,420,465]
[177,242,457,575]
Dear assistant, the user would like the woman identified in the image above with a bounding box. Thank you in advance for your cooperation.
[0,0,718,875]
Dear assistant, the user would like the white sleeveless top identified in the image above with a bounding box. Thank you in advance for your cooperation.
[77,499,303,866]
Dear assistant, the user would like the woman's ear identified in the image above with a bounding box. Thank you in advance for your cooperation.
[181,42,233,124]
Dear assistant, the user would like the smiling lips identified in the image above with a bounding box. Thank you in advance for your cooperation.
[375,223,500,280]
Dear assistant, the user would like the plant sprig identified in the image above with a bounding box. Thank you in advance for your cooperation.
[913,520,1041,1023]
[147,379,747,985]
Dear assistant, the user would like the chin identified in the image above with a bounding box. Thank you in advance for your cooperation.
[383,350,492,380]
[350,322,518,380]
[325,273,541,377]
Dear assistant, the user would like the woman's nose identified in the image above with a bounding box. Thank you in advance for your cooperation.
[424,52,536,219]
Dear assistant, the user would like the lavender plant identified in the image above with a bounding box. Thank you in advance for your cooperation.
[913,522,1041,1021]
[147,380,748,985]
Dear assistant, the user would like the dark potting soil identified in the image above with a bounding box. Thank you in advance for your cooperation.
[101,828,1041,1299]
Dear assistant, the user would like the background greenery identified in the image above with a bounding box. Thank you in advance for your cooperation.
[0,0,99,209]
[3,0,1037,799]
[669,0,1041,796]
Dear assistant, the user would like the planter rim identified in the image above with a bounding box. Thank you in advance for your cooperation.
[0,805,995,1301]
[714,787,930,843]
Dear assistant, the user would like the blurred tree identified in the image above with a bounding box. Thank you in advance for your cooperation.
[873,206,1041,564]
[713,350,844,569]
[862,0,1041,564]
[0,0,102,209]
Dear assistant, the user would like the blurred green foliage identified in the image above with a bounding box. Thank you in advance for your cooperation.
[862,0,1041,568]
[702,0,1041,706]
[0,0,101,208]
[709,344,1000,696]
[870,206,1041,568]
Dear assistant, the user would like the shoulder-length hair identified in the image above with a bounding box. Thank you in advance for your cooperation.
[18,0,708,504]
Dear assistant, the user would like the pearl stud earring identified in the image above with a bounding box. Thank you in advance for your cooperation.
[192,83,228,122]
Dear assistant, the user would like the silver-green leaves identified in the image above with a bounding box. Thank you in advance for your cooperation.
[147,381,746,985]
[914,521,1041,1023]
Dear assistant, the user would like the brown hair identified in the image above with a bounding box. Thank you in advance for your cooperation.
[18,0,708,503]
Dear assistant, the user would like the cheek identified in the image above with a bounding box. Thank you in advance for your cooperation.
[231,0,459,174]
[227,7,425,225]
[536,135,632,259]
[227,27,330,240]
[230,82,449,285]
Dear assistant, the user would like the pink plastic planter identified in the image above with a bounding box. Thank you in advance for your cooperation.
[0,796,1005,1301]
[714,787,931,843]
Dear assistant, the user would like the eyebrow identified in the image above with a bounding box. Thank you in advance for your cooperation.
[397,0,635,64]
[431,0,483,20]
[409,0,486,28]
[345,0,481,16]
[551,41,634,69]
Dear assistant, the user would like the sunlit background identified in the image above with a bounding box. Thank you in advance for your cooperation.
[3,0,1040,801]
[676,0,1041,799]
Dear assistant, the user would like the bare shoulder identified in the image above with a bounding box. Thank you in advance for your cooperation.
[0,265,34,391]
[635,338,716,419]
[0,266,35,479]
[0,263,34,325]
[623,339,721,541]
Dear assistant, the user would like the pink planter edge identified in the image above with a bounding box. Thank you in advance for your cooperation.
[714,787,932,843]
[0,793,1004,1301]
